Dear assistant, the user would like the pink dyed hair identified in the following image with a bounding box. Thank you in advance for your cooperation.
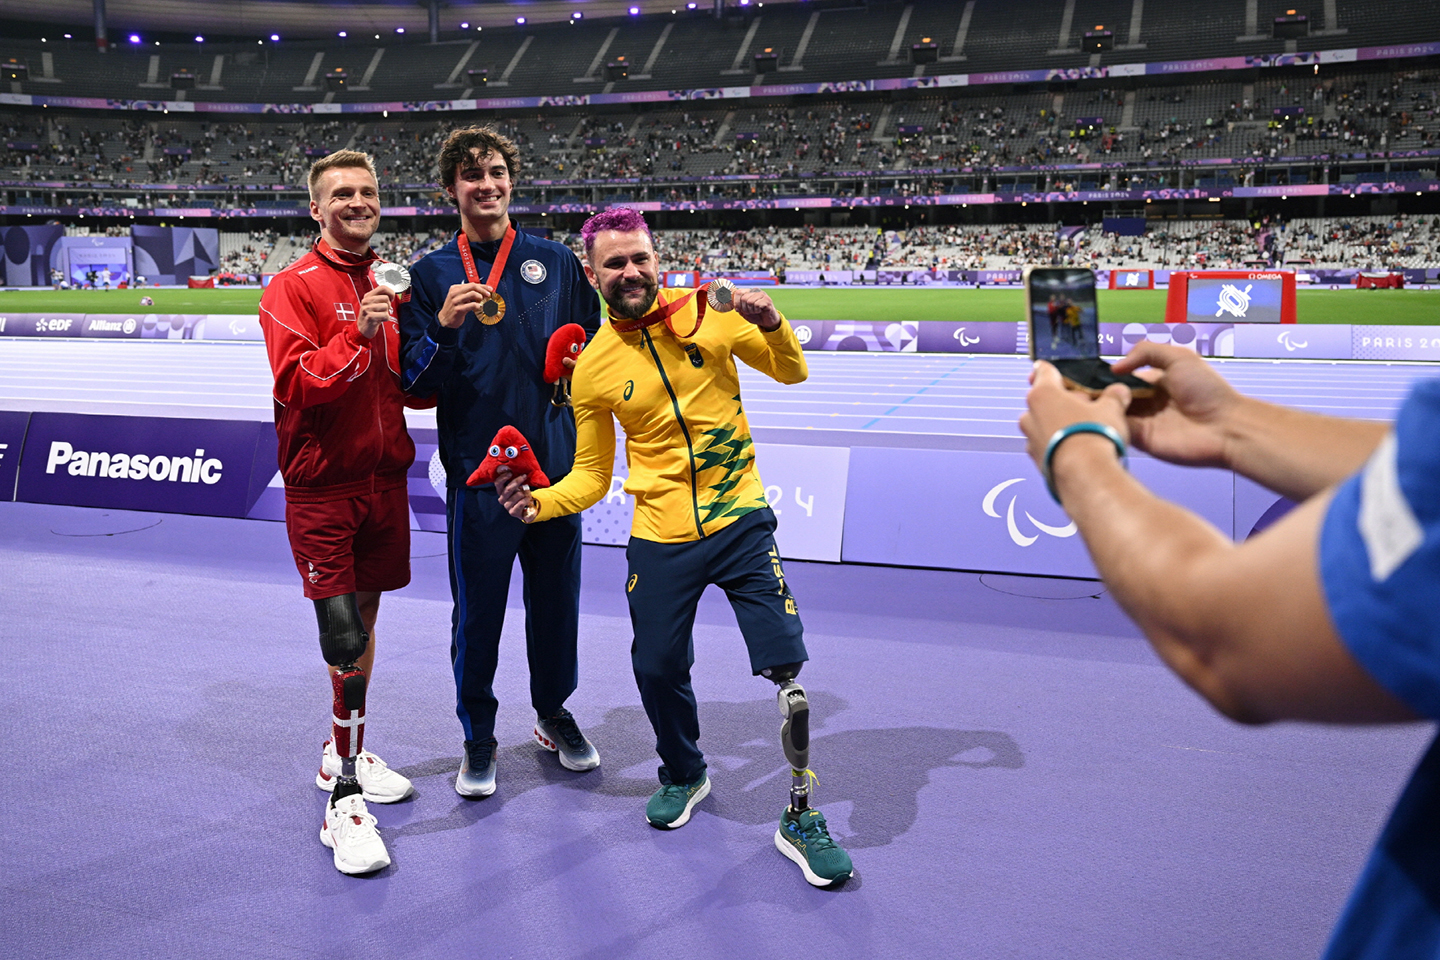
[579,208,652,254]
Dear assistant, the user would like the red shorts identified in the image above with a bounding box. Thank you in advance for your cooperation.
[285,484,411,599]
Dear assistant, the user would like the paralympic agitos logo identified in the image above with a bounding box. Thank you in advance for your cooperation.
[45,441,224,484]
[982,478,1076,547]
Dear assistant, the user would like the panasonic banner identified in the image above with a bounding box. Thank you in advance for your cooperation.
[15,414,272,518]
[0,411,30,501]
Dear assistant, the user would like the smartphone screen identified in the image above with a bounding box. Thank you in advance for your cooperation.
[1026,267,1099,362]
[1024,266,1157,401]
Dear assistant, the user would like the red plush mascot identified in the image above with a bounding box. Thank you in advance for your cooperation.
[545,323,587,383]
[466,426,551,489]
[545,323,587,408]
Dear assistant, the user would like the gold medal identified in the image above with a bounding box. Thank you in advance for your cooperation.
[706,277,737,313]
[456,224,517,326]
[478,293,506,325]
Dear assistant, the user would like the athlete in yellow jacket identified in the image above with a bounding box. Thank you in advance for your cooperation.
[527,285,806,541]
[496,208,853,888]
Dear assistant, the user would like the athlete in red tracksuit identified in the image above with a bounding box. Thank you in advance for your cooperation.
[257,150,431,875]
[263,238,421,507]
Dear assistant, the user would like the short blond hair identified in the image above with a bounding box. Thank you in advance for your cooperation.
[308,149,378,202]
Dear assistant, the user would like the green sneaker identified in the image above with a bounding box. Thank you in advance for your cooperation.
[645,775,711,829]
[775,807,853,887]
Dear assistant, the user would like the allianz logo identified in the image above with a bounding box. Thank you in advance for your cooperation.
[87,317,138,335]
[983,478,1076,547]
[46,442,223,484]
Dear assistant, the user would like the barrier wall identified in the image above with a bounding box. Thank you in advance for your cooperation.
[0,409,1286,577]
[7,313,1440,360]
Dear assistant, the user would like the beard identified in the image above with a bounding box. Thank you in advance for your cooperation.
[604,276,659,320]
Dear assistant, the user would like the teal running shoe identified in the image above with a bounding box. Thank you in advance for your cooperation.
[775,807,853,887]
[645,775,711,828]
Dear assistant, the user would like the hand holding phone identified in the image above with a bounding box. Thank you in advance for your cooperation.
[1024,266,1156,401]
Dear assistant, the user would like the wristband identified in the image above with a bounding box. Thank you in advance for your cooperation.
[1041,422,1127,504]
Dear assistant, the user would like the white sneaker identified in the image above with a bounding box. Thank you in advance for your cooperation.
[320,794,391,875]
[316,740,414,803]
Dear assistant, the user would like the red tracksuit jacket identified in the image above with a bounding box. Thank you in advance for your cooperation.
[258,237,432,503]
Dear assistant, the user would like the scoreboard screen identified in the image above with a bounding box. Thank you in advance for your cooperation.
[1185,277,1285,324]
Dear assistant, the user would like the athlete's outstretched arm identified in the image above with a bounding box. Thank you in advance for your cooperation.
[730,291,807,385]
[1020,360,1415,726]
[498,382,616,522]
[1114,342,1388,501]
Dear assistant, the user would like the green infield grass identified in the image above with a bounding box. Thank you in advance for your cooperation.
[769,287,1440,326]
[0,287,264,315]
[3,284,1439,326]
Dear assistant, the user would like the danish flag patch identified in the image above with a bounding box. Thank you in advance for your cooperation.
[335,303,356,322]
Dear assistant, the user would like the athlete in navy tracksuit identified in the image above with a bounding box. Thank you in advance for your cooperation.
[398,126,602,796]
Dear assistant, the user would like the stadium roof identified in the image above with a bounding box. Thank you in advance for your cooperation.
[1,0,809,40]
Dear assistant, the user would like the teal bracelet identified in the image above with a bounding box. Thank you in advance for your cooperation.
[1041,422,1128,504]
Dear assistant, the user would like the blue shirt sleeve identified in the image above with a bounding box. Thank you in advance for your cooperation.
[398,252,459,397]
[1320,376,1440,719]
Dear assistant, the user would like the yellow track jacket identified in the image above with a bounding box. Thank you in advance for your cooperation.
[531,288,808,542]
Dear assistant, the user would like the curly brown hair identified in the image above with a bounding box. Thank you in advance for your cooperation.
[436,126,520,202]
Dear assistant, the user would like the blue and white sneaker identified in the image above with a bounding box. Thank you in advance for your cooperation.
[455,737,497,798]
[534,708,600,772]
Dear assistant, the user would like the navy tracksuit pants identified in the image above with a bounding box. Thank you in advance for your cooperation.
[625,508,807,786]
[446,484,582,743]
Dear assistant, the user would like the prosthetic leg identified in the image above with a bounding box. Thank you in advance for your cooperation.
[762,661,853,887]
[314,593,391,875]
[316,594,370,805]
[761,662,812,812]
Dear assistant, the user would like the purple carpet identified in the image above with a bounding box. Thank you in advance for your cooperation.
[1,500,1431,960]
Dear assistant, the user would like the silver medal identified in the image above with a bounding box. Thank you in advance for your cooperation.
[372,261,411,294]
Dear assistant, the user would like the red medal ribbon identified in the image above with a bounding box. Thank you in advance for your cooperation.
[314,236,378,271]
[456,222,518,291]
[609,285,712,338]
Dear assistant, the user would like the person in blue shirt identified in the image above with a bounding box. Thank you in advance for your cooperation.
[398,126,602,798]
[1020,340,1436,959]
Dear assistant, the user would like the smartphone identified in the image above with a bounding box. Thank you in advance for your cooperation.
[1023,266,1155,399]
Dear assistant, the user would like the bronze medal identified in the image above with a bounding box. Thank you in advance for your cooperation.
[479,293,506,325]
[706,277,737,313]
